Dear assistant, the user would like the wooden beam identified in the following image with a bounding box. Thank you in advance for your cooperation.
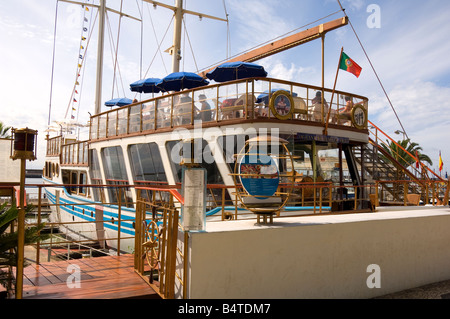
[58,0,141,22]
[142,0,227,22]
[199,16,348,78]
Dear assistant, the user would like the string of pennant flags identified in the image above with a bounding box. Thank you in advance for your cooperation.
[70,2,91,120]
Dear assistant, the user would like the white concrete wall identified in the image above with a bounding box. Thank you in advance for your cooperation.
[185,208,450,299]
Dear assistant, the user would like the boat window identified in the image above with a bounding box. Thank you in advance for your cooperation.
[166,139,223,185]
[61,170,77,195]
[129,143,167,183]
[61,170,71,193]
[129,142,169,201]
[101,146,133,208]
[89,149,106,203]
[44,162,50,179]
[166,140,183,182]
[218,133,306,177]
[71,171,78,193]
[79,172,87,195]
[218,134,253,173]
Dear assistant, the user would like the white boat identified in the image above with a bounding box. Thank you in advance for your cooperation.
[42,0,446,255]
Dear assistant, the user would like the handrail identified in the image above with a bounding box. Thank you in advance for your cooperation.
[368,137,424,186]
[89,77,369,141]
[368,120,443,181]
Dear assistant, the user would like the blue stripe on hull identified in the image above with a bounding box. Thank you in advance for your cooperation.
[45,188,136,236]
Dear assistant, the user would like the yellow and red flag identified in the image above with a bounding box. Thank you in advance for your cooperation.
[439,151,444,172]
[415,150,420,169]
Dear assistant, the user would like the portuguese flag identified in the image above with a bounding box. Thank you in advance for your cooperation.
[339,52,362,78]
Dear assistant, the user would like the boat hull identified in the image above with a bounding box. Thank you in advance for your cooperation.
[43,179,136,254]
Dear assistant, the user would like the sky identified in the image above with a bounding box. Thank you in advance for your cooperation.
[1,0,450,176]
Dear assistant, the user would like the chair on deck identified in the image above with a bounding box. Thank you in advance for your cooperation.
[174,95,193,125]
[292,97,307,119]
[406,194,421,206]
[310,103,336,123]
[235,93,256,118]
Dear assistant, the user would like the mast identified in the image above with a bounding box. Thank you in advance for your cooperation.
[172,0,183,73]
[143,0,227,73]
[94,0,106,115]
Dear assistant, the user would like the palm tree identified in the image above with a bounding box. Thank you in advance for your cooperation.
[0,121,11,138]
[381,139,433,168]
[0,203,49,298]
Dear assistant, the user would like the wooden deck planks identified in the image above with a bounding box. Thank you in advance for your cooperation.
[21,255,160,299]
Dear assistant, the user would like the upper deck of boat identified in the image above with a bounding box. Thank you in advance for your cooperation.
[91,77,368,138]
[46,77,369,162]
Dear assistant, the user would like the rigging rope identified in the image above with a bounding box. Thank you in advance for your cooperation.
[137,0,144,81]
[182,17,199,72]
[64,6,97,120]
[75,3,95,122]
[105,12,126,99]
[48,0,59,126]
[336,0,409,139]
[111,0,124,99]
[141,4,173,78]
[183,0,187,71]
[222,0,230,59]
[145,3,171,75]
[199,9,342,73]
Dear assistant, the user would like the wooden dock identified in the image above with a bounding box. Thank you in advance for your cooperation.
[21,254,160,299]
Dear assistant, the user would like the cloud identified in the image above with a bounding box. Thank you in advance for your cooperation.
[362,1,450,84]
[341,0,365,11]
[262,56,318,82]
[226,0,295,51]
[369,80,450,171]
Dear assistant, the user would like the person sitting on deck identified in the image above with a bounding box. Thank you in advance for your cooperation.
[174,93,193,125]
[338,96,354,124]
[311,91,330,122]
[198,94,212,122]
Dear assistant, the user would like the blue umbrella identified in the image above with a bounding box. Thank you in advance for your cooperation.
[256,89,297,104]
[206,61,267,82]
[130,78,162,94]
[157,72,209,92]
[105,97,133,107]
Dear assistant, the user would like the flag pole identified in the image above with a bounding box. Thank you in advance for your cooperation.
[324,47,344,136]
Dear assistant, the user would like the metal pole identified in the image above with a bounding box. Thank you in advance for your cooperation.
[324,47,344,135]
[94,0,106,115]
[321,34,325,124]
[36,187,42,265]
[15,159,26,299]
[172,0,183,73]
[117,188,121,255]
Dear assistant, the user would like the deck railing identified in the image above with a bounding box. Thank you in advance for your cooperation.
[90,78,369,140]
[134,187,185,299]
[60,140,89,166]
[46,135,63,156]
[368,120,443,182]
[373,179,450,206]
[3,178,448,298]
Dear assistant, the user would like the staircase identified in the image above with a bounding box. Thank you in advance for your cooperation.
[353,139,419,202]
[351,121,446,204]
